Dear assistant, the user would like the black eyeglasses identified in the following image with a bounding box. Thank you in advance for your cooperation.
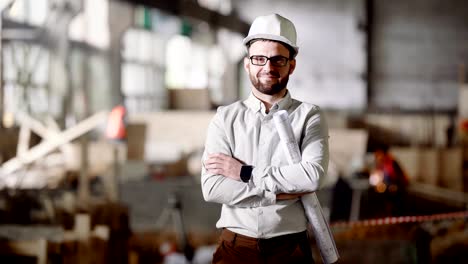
[249,55,289,67]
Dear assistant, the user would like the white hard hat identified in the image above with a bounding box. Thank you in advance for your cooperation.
[243,14,299,57]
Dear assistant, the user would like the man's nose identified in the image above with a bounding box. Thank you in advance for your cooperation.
[262,60,274,71]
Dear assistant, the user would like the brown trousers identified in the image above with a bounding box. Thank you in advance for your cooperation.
[212,229,315,264]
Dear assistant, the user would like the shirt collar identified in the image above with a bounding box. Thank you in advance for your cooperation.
[243,90,293,113]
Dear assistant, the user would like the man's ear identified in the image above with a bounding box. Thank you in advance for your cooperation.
[288,59,296,75]
[243,57,250,73]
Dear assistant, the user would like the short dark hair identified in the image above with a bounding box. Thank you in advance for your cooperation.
[246,39,296,59]
[373,142,390,153]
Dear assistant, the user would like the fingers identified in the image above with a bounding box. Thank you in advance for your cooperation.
[205,162,222,171]
[205,153,231,167]
[204,154,226,175]
[205,154,222,164]
[204,153,241,181]
[207,153,229,161]
[204,158,223,167]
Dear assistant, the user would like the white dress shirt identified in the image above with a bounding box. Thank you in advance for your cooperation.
[201,91,329,239]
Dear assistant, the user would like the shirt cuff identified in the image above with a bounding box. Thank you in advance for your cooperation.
[261,190,276,206]
[252,166,275,193]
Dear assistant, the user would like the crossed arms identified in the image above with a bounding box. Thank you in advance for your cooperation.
[201,108,329,208]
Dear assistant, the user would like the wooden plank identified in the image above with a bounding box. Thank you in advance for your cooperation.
[0,111,108,175]
[391,147,439,186]
[390,147,420,182]
[17,113,73,154]
[17,123,31,156]
[74,214,91,241]
[459,84,468,118]
[439,148,463,192]
[328,129,368,177]
[169,89,211,110]
[408,182,468,206]
[419,148,439,186]
[0,239,47,264]
[126,123,146,161]
[129,111,214,162]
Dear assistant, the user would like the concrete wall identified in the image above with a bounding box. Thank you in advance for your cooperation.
[235,0,468,112]
[371,0,468,111]
[235,0,367,110]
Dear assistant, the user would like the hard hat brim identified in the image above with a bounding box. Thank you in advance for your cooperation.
[243,34,299,56]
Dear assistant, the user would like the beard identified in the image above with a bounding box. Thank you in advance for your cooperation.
[249,70,289,95]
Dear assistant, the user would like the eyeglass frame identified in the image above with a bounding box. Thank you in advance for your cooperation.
[248,55,290,67]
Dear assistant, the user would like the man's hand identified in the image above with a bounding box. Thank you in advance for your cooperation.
[205,153,243,181]
[276,192,313,200]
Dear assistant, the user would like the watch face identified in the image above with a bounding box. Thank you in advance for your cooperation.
[241,166,253,182]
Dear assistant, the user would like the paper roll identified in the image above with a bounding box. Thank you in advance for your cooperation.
[273,110,339,264]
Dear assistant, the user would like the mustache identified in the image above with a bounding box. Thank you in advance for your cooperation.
[258,72,280,78]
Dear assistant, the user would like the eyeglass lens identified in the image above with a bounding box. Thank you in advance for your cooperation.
[250,55,288,66]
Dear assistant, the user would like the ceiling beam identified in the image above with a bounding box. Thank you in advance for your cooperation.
[118,0,250,35]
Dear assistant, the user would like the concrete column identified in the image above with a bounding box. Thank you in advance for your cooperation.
[108,0,134,107]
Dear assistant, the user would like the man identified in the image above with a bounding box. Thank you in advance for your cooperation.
[201,13,329,264]
[370,143,409,217]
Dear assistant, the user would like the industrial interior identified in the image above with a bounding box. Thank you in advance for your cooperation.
[0,0,467,263]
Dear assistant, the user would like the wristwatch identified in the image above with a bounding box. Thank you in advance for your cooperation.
[240,165,253,183]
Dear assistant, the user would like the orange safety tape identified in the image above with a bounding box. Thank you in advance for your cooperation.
[331,211,468,228]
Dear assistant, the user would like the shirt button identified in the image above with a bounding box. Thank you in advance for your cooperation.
[259,210,263,215]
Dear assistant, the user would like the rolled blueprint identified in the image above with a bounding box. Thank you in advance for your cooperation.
[273,110,339,264]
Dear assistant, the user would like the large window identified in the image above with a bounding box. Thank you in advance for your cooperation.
[4,0,49,25]
[122,7,243,113]
[120,8,179,113]
[1,0,113,127]
[165,34,209,90]
[69,0,110,49]
[122,27,168,112]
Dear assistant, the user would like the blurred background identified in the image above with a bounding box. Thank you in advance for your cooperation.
[0,0,466,263]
